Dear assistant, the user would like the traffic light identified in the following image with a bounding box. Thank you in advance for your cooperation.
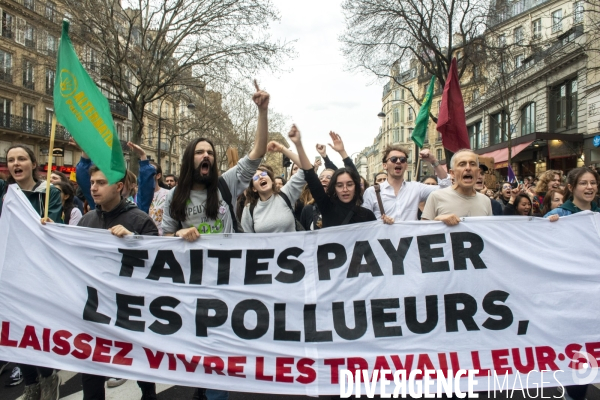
[282,155,291,167]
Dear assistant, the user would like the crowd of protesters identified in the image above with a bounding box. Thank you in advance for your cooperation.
[0,82,597,400]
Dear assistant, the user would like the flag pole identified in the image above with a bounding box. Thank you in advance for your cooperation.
[44,115,58,220]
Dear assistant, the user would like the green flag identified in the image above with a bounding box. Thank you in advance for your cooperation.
[54,20,125,184]
[411,76,436,148]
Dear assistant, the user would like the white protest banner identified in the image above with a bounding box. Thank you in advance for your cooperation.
[1,185,600,396]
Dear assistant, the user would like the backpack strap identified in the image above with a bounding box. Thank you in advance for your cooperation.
[341,209,355,225]
[278,191,294,213]
[218,177,239,233]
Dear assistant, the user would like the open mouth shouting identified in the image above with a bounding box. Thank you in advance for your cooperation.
[199,160,211,176]
[12,167,24,178]
[258,179,269,189]
[462,173,474,184]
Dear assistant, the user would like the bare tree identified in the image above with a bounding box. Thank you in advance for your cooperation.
[63,0,292,173]
[340,0,488,114]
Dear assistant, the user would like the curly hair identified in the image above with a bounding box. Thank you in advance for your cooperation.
[325,168,364,207]
[535,170,563,194]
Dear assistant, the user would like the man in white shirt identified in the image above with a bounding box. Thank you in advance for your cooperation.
[421,149,492,225]
[363,145,451,221]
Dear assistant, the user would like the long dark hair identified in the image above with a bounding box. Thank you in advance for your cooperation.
[149,161,170,189]
[564,167,599,201]
[6,144,38,184]
[244,165,279,208]
[325,168,364,207]
[54,181,75,224]
[170,138,220,222]
[513,193,532,216]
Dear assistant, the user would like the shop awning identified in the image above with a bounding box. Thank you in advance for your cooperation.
[478,141,534,168]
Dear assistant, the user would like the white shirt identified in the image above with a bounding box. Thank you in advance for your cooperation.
[363,177,452,221]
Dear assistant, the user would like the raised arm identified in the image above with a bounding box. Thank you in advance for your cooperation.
[420,148,448,180]
[289,124,312,171]
[248,80,269,160]
[267,141,300,167]
[317,143,338,170]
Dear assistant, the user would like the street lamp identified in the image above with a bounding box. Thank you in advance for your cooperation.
[157,95,195,169]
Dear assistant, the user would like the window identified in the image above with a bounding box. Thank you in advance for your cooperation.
[437,100,442,114]
[552,78,577,131]
[393,108,399,124]
[532,19,542,39]
[45,69,55,95]
[573,1,583,23]
[472,89,480,101]
[513,0,524,15]
[148,125,154,145]
[498,34,506,48]
[116,124,123,140]
[0,98,12,128]
[45,1,56,21]
[400,127,404,142]
[521,103,536,136]
[514,26,524,44]
[0,50,12,83]
[2,11,14,39]
[473,66,479,79]
[24,24,35,48]
[552,9,563,32]
[393,128,399,143]
[126,126,132,142]
[394,90,400,100]
[87,47,98,72]
[490,111,509,145]
[23,0,35,10]
[22,103,34,132]
[436,149,443,161]
[468,122,481,149]
[22,60,34,90]
[47,35,57,57]
[400,105,405,122]
[408,108,414,121]
[401,89,405,100]
[515,54,524,68]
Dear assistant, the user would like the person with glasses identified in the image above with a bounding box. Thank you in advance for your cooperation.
[291,124,376,227]
[241,140,306,233]
[544,167,599,219]
[543,167,598,400]
[498,182,513,211]
[362,144,451,222]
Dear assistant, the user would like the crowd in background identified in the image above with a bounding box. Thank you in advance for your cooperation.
[0,83,597,400]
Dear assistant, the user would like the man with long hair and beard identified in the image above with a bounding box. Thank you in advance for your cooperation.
[161,81,269,242]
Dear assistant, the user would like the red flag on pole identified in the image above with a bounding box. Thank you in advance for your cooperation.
[436,58,470,153]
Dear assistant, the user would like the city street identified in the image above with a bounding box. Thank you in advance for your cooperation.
[0,365,598,399]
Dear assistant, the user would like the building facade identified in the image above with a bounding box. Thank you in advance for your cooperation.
[466,0,598,177]
[0,0,231,179]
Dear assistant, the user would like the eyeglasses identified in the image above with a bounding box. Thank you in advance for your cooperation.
[335,182,355,190]
[502,185,512,189]
[319,174,332,181]
[252,171,268,181]
[386,156,407,164]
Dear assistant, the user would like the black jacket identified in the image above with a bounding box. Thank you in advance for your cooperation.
[303,169,376,228]
[77,198,158,236]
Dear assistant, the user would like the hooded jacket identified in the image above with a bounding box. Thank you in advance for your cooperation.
[543,199,600,218]
[77,198,158,236]
[0,179,63,222]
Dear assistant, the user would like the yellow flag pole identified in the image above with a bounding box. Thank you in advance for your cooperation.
[43,115,58,220]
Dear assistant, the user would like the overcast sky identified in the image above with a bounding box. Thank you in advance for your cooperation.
[255,0,384,162]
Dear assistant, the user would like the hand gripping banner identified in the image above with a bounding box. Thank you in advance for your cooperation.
[1,185,600,396]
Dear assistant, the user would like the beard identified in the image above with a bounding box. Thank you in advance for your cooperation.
[193,160,215,185]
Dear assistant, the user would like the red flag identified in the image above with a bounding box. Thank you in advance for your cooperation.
[436,58,470,152]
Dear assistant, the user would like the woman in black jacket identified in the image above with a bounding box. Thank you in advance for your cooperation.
[290,124,376,227]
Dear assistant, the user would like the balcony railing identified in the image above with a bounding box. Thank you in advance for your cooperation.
[23,80,34,90]
[489,0,550,27]
[0,113,71,141]
[24,39,35,49]
[109,100,128,118]
[2,30,13,39]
